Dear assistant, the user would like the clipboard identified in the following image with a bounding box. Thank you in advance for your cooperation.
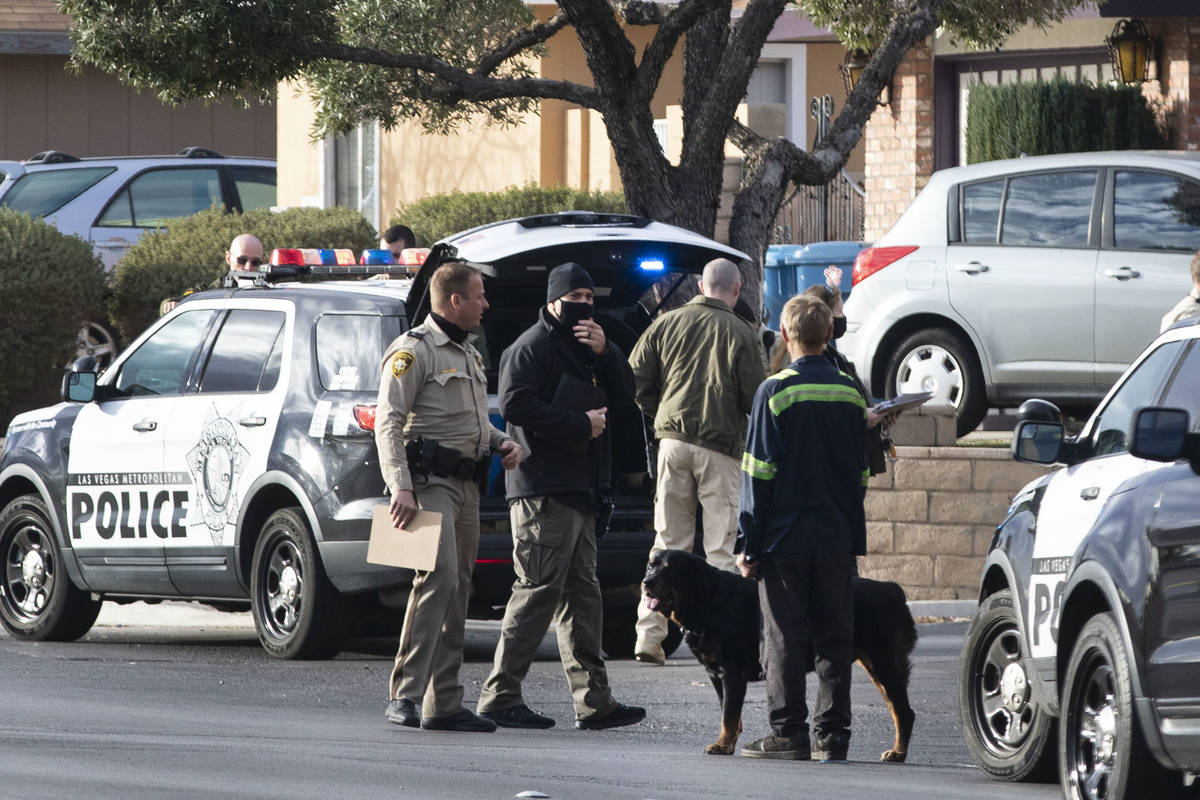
[871,391,934,415]
[367,504,442,571]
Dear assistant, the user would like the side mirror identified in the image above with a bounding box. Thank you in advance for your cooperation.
[1130,407,1189,462]
[61,356,98,403]
[1011,419,1064,465]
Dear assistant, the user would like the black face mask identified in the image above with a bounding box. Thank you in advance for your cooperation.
[832,316,847,340]
[559,300,593,329]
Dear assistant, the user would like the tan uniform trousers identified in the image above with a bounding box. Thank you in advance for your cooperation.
[476,497,616,720]
[635,438,740,651]
[389,474,480,719]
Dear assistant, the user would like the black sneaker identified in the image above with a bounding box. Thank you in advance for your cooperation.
[814,731,850,762]
[421,708,497,732]
[480,704,555,729]
[384,698,420,728]
[741,732,812,760]
[574,703,646,730]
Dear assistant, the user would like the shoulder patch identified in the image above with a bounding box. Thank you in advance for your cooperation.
[391,351,415,377]
[403,329,426,340]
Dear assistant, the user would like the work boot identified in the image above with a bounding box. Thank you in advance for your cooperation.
[741,731,812,760]
[814,730,850,762]
[421,708,497,732]
[480,703,555,729]
[575,703,646,730]
[633,642,666,665]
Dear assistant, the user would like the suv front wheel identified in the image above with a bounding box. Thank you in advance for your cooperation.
[886,327,986,437]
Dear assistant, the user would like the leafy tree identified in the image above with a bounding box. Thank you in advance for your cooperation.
[61,0,1078,305]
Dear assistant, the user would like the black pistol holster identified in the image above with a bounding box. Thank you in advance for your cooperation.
[406,436,491,483]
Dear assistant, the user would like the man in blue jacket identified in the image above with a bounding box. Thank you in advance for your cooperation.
[737,293,867,762]
[476,262,645,731]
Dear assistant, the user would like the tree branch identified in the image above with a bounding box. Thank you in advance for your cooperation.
[476,9,572,77]
[558,0,638,98]
[614,0,672,26]
[634,0,724,103]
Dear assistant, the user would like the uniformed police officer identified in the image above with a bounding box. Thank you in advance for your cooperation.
[376,261,522,733]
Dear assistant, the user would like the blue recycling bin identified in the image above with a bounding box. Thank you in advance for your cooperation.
[763,241,869,328]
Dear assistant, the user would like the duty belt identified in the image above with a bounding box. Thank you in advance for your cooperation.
[405,437,490,482]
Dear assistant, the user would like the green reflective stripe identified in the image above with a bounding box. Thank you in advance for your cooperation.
[768,383,867,415]
[770,367,799,381]
[742,451,776,480]
[861,468,870,487]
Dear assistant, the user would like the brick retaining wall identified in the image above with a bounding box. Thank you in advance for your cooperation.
[859,446,1053,600]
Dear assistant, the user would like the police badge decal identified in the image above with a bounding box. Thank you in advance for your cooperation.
[186,411,250,544]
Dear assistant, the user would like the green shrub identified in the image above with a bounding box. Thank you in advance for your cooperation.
[109,206,377,342]
[0,209,106,418]
[393,184,627,245]
[965,78,1167,163]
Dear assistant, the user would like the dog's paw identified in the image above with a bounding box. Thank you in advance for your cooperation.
[704,742,735,755]
[880,749,907,763]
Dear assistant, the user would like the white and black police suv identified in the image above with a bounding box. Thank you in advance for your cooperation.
[958,316,1200,799]
[0,213,747,659]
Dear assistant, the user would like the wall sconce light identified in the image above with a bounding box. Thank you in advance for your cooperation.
[839,48,890,106]
[1106,18,1155,84]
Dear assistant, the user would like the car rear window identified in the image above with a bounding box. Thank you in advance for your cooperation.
[0,167,115,217]
[1001,171,1096,247]
[316,313,403,392]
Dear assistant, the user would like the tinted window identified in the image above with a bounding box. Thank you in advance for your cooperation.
[316,314,389,392]
[115,310,218,396]
[1,167,115,217]
[231,166,276,211]
[1161,342,1200,432]
[961,179,1003,243]
[199,310,286,393]
[1001,171,1096,247]
[1090,340,1184,457]
[97,168,222,227]
[1113,171,1200,252]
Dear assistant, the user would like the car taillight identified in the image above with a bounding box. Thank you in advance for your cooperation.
[852,246,919,286]
[353,404,377,431]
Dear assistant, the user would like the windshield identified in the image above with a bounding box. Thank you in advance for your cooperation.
[0,167,115,217]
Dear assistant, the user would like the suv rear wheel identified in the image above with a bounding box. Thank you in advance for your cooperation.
[886,327,986,437]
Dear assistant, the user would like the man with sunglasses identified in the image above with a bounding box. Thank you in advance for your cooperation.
[159,233,267,315]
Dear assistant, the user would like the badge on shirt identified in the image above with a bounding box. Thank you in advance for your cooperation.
[391,351,415,377]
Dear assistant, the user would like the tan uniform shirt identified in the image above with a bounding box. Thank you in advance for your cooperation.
[1161,289,1200,333]
[375,315,511,494]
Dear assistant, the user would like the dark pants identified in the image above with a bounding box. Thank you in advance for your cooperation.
[759,552,855,740]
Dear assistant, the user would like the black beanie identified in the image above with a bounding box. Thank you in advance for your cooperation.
[546,262,595,303]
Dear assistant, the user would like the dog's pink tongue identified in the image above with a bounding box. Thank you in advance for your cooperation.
[645,597,660,612]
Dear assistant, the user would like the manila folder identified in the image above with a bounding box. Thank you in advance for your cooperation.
[367,505,441,572]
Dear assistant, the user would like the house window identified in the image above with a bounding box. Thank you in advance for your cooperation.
[746,61,787,104]
[326,122,379,229]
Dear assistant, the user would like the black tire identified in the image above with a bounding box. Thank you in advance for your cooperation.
[601,602,683,660]
[250,507,342,659]
[959,589,1057,782]
[1060,614,1187,800]
[886,327,987,437]
[0,494,101,641]
[73,320,120,371]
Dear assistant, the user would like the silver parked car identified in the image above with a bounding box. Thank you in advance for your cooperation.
[839,151,1200,435]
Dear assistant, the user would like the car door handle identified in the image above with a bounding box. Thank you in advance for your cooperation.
[95,238,131,249]
[1103,266,1141,280]
[132,420,157,432]
[1080,486,1100,501]
[239,416,267,428]
[952,262,989,274]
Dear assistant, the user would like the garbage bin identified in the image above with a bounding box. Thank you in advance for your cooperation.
[763,241,869,327]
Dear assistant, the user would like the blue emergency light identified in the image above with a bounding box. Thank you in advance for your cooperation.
[638,258,665,272]
[360,249,395,265]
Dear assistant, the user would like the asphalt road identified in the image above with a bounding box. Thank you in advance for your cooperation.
[0,603,1060,800]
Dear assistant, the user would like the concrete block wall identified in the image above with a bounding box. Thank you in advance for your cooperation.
[859,446,1053,600]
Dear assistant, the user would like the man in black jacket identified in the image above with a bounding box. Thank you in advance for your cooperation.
[476,262,646,731]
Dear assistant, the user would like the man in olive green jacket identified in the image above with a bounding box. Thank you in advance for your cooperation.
[629,257,766,663]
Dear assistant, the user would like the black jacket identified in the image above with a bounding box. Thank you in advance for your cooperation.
[499,306,635,510]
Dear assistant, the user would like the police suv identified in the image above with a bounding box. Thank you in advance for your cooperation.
[0,213,747,659]
[959,316,1200,798]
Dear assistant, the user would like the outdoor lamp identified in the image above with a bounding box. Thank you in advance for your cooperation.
[839,49,871,95]
[1106,18,1154,84]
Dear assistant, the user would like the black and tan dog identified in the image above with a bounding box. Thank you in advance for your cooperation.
[642,548,917,761]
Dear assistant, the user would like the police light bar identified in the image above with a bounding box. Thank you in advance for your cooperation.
[360,249,394,265]
[259,247,412,281]
[638,258,666,272]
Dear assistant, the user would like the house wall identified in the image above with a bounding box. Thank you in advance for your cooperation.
[0,54,274,160]
[804,41,865,176]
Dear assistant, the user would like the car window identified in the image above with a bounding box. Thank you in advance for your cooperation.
[316,314,394,392]
[1089,340,1184,457]
[961,179,1004,243]
[97,168,223,227]
[0,167,115,217]
[198,310,286,393]
[1113,171,1200,252]
[1160,342,1200,432]
[115,310,219,397]
[1000,171,1096,247]
[230,166,276,211]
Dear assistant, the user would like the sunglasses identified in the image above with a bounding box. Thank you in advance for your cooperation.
[236,256,264,267]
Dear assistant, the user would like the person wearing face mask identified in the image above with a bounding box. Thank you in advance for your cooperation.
[476,262,645,732]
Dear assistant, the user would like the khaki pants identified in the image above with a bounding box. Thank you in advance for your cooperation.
[635,438,739,651]
[388,475,480,719]
[477,497,616,720]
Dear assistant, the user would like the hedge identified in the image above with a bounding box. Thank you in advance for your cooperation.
[0,209,106,417]
[109,206,377,342]
[392,183,627,245]
[965,78,1167,163]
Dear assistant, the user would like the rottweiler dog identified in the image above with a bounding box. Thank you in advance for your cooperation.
[642,548,916,760]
